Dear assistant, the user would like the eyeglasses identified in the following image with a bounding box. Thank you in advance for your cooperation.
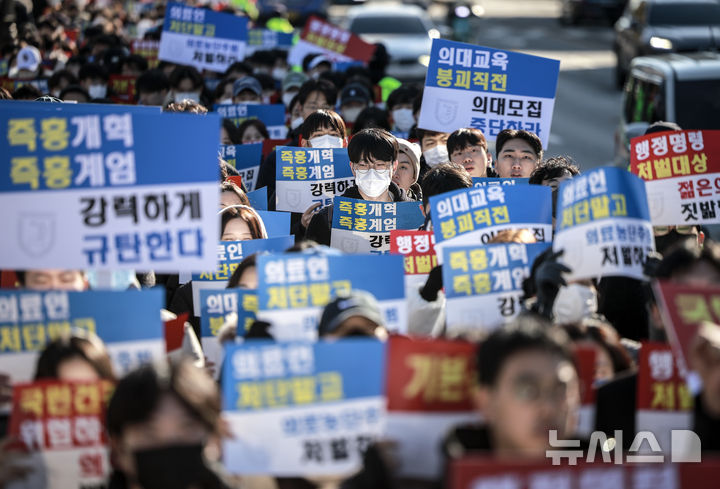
[653,225,695,236]
[354,160,392,172]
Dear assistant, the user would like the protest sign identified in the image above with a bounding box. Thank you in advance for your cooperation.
[386,336,477,479]
[257,253,406,340]
[636,342,693,454]
[449,456,719,489]
[442,242,550,332]
[288,16,376,67]
[131,40,159,68]
[630,129,720,225]
[247,186,268,210]
[246,28,294,54]
[215,104,287,139]
[222,339,386,476]
[257,210,290,237]
[654,280,720,377]
[554,167,655,281]
[390,230,437,304]
[220,143,263,191]
[430,184,552,261]
[275,146,355,212]
[108,75,136,105]
[0,101,220,272]
[418,39,559,148]
[191,237,294,316]
[158,2,248,72]
[0,77,49,95]
[330,197,425,254]
[8,380,114,489]
[472,177,529,188]
[199,288,258,377]
[0,289,163,383]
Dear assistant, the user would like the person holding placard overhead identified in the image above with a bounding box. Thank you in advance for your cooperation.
[305,128,413,246]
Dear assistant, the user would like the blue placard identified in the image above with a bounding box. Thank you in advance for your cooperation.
[556,167,651,231]
[193,236,295,283]
[442,242,549,299]
[215,104,285,129]
[429,185,552,245]
[257,210,291,238]
[330,197,425,254]
[164,2,248,40]
[553,167,654,281]
[199,288,258,338]
[424,38,559,98]
[275,146,353,182]
[472,177,529,187]
[247,186,268,210]
[222,339,386,411]
[0,289,162,352]
[0,101,219,191]
[220,143,263,191]
[248,29,294,49]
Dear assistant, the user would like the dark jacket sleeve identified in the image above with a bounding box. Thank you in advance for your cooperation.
[305,205,333,246]
[594,371,637,450]
[167,281,201,339]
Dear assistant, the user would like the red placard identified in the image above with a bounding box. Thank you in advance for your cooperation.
[131,40,160,69]
[300,16,377,64]
[389,230,437,275]
[629,129,720,182]
[450,455,720,489]
[654,280,720,376]
[574,345,597,405]
[262,138,291,159]
[9,380,114,450]
[386,335,475,412]
[636,342,693,412]
[109,74,137,104]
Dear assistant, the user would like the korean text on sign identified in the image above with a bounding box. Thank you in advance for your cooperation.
[0,289,164,383]
[429,184,552,259]
[159,2,249,72]
[256,253,407,339]
[216,104,287,139]
[331,197,425,254]
[275,146,354,213]
[219,143,263,192]
[442,242,550,333]
[418,39,559,148]
[630,129,720,226]
[390,230,437,275]
[222,340,386,476]
[553,166,655,281]
[472,177,529,188]
[0,101,220,272]
[288,16,377,67]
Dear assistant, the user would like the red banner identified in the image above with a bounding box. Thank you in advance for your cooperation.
[131,40,160,69]
[630,129,720,182]
[109,74,137,104]
[636,341,692,412]
[300,16,377,64]
[389,230,438,275]
[386,335,476,412]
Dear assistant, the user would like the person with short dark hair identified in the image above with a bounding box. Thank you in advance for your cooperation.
[136,69,170,106]
[305,128,413,245]
[444,316,581,460]
[529,156,581,223]
[237,119,269,145]
[447,128,494,178]
[169,65,205,104]
[48,69,77,98]
[220,118,243,145]
[296,79,338,121]
[387,85,420,134]
[106,360,233,489]
[78,63,109,100]
[12,84,43,100]
[417,128,451,175]
[420,162,473,216]
[120,54,148,77]
[495,129,543,178]
[35,331,116,382]
[351,107,391,135]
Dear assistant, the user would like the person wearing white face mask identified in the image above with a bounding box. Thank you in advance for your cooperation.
[168,65,205,105]
[281,71,308,109]
[78,63,109,101]
[386,85,420,136]
[305,128,414,246]
[417,128,451,183]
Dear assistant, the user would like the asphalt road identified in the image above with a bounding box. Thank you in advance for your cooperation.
[468,0,623,170]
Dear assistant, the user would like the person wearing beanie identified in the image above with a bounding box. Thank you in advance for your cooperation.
[392,138,423,200]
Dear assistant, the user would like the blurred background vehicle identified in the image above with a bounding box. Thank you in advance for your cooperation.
[559,0,627,26]
[345,2,442,80]
[614,51,720,166]
[613,0,720,88]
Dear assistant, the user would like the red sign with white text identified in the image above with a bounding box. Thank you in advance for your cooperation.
[390,230,438,275]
